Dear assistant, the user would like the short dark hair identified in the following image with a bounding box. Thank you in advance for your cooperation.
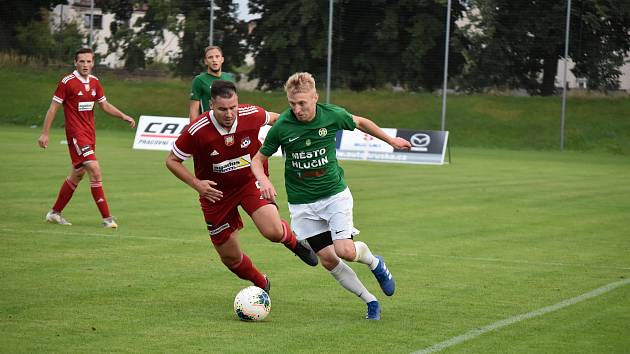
[210,80,237,100]
[75,48,94,61]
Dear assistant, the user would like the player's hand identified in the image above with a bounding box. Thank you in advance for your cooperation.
[123,115,136,129]
[257,179,277,203]
[390,137,411,150]
[38,134,49,149]
[195,179,223,203]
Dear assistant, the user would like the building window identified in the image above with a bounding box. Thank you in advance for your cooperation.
[84,14,102,29]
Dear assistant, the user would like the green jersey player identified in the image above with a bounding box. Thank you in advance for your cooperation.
[252,72,411,320]
[188,46,235,121]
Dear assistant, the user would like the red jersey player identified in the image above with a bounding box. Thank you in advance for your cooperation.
[38,48,136,228]
[166,80,317,293]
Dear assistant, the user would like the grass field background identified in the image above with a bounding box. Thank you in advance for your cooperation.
[0,125,628,353]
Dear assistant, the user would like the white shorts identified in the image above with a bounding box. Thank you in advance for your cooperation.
[288,187,360,241]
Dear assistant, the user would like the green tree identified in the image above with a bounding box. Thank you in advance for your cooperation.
[15,9,83,63]
[0,0,65,51]
[460,0,630,95]
[248,0,329,89]
[174,0,246,77]
[248,0,466,91]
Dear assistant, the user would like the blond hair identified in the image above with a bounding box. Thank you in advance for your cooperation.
[204,45,223,56]
[284,72,316,95]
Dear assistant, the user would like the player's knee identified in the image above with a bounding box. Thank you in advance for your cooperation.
[319,252,340,271]
[334,242,356,261]
[261,223,283,242]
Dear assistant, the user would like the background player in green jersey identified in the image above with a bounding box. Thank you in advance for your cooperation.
[251,72,411,320]
[188,46,235,121]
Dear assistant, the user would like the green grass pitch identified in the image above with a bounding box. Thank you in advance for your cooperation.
[1,125,629,353]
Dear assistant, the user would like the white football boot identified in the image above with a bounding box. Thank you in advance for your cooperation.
[46,210,72,226]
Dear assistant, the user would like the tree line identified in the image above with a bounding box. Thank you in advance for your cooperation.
[1,0,629,95]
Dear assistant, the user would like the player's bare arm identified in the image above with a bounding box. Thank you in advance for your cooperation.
[38,101,62,149]
[189,100,201,122]
[165,152,223,202]
[99,101,136,128]
[267,112,280,125]
[251,152,277,202]
[352,115,411,150]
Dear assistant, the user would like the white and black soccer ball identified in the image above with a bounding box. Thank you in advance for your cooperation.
[233,286,271,321]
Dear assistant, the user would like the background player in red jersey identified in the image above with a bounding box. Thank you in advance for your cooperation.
[38,48,136,228]
[166,80,317,292]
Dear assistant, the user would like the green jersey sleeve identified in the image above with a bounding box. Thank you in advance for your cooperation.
[190,77,203,101]
[324,104,356,130]
[260,123,281,157]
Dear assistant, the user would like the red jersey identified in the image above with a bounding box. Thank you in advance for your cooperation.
[52,70,106,143]
[172,104,270,193]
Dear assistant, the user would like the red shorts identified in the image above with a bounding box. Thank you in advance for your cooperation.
[200,178,272,245]
[68,136,97,169]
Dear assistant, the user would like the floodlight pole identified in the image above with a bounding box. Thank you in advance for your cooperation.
[89,0,94,47]
[440,0,452,131]
[326,0,333,104]
[209,0,214,45]
[560,0,572,151]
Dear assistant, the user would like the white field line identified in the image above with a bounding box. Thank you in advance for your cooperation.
[394,252,630,271]
[411,278,630,354]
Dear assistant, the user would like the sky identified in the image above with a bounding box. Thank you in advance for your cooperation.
[234,0,259,21]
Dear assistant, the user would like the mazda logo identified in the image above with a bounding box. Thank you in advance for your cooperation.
[410,133,430,147]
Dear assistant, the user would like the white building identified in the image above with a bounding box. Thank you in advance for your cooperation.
[50,0,181,68]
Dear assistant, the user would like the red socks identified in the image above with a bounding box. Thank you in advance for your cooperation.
[90,180,111,218]
[228,254,267,289]
[52,178,77,213]
[280,219,298,250]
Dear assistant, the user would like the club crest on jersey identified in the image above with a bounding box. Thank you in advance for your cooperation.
[306,139,311,146]
[224,135,235,146]
[240,136,251,149]
[319,128,327,137]
[84,84,90,91]
[91,89,96,96]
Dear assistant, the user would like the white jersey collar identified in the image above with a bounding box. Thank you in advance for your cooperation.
[210,110,238,135]
[73,70,91,84]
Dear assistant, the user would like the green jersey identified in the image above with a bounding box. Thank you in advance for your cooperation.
[189,72,235,114]
[260,103,356,204]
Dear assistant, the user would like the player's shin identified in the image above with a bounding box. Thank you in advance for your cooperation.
[227,253,267,290]
[52,178,78,212]
[90,180,111,218]
[330,261,377,304]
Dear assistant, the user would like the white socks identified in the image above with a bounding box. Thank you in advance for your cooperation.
[353,241,379,270]
[330,261,377,303]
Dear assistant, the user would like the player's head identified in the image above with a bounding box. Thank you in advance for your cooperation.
[74,48,94,77]
[204,45,224,74]
[210,80,238,129]
[285,72,319,123]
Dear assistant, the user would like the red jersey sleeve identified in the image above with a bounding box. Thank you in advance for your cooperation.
[172,128,194,161]
[52,79,66,104]
[93,78,106,103]
[238,104,269,128]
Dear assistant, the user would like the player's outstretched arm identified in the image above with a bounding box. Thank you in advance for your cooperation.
[38,101,62,149]
[165,152,223,203]
[352,115,411,150]
[99,101,136,128]
[251,151,277,202]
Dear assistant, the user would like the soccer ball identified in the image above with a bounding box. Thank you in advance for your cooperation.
[233,286,271,321]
